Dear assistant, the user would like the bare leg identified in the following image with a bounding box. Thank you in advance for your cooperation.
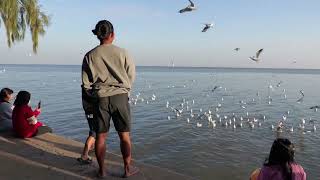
[118,132,138,177]
[95,133,107,177]
[81,136,95,159]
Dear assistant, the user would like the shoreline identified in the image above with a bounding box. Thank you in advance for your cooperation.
[0,131,194,180]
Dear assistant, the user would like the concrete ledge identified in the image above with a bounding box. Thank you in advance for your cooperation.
[0,132,195,180]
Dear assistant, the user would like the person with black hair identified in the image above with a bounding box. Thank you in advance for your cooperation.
[81,20,137,178]
[0,88,14,131]
[12,91,52,138]
[250,138,306,180]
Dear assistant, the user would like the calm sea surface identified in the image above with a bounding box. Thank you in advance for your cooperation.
[0,64,319,180]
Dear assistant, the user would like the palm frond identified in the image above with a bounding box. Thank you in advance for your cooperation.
[0,0,50,53]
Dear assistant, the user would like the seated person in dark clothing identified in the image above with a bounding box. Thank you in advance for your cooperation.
[0,88,14,131]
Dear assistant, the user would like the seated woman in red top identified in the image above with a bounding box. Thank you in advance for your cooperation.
[12,91,52,138]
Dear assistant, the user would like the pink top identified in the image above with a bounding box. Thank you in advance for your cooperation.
[258,163,306,180]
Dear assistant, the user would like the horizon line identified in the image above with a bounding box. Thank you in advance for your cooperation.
[1,63,320,71]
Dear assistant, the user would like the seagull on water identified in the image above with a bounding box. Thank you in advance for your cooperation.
[276,81,283,87]
[249,48,264,62]
[202,23,214,32]
[234,48,240,51]
[249,122,255,129]
[179,0,197,13]
[151,94,156,101]
[239,122,243,127]
[282,115,287,121]
[212,122,216,128]
[289,127,294,132]
[196,122,202,127]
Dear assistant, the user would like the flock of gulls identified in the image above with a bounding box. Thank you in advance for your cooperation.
[179,0,214,33]
[178,0,266,63]
[1,1,315,137]
[129,77,318,136]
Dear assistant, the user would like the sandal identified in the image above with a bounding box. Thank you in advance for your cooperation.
[77,157,92,164]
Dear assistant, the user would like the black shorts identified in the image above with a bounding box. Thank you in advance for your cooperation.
[82,89,97,137]
[94,93,131,133]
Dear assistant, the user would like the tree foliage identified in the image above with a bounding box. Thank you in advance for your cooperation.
[0,0,50,53]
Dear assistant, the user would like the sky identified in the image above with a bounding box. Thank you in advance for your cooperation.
[1,0,320,68]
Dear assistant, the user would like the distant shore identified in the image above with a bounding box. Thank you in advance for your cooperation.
[1,63,320,71]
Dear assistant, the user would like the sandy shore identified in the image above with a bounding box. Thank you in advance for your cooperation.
[0,131,194,180]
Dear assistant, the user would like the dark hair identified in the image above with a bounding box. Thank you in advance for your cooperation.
[92,20,114,40]
[0,88,13,101]
[264,138,295,180]
[14,91,31,106]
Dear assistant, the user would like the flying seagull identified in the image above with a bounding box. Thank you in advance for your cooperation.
[202,23,213,32]
[310,105,320,109]
[179,0,196,13]
[234,48,240,51]
[297,90,304,103]
[212,86,222,93]
[249,48,264,62]
[174,108,183,114]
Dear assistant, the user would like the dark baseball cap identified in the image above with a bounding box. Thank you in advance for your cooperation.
[92,20,114,39]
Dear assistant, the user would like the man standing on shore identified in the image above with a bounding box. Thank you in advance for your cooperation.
[81,20,137,178]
